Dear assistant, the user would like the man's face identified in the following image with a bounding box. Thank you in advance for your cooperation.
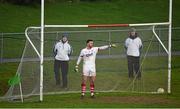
[62,37,67,42]
[87,41,94,48]
[130,31,136,37]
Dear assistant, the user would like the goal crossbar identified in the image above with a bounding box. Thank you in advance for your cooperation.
[44,22,170,28]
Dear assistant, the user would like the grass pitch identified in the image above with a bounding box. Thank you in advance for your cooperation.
[0,0,180,108]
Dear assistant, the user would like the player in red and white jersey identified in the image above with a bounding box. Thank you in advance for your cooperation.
[75,39,116,98]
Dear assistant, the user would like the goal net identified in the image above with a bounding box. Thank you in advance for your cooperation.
[1,24,170,101]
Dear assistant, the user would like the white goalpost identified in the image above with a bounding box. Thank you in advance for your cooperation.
[36,0,173,101]
[168,0,173,94]
[40,0,44,102]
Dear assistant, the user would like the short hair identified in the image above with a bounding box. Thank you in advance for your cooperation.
[86,39,93,44]
[129,28,136,32]
[62,33,68,38]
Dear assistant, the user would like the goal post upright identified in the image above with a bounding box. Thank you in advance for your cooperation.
[168,0,172,94]
[40,0,44,102]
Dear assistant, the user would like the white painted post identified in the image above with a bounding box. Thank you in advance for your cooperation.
[168,0,172,94]
[40,0,45,101]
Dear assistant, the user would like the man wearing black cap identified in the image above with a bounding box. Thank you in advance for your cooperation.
[53,33,72,88]
[125,28,143,79]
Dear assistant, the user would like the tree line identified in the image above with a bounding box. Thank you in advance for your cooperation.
[0,0,111,5]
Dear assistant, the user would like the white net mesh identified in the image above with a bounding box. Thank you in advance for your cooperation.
[1,25,169,101]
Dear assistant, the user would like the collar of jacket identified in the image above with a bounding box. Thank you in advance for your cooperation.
[129,35,138,40]
[60,40,68,44]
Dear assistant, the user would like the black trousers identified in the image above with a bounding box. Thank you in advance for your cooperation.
[127,56,141,79]
[54,60,69,87]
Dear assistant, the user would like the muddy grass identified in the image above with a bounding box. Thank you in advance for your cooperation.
[0,93,180,108]
[95,96,180,106]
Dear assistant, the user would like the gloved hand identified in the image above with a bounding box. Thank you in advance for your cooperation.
[110,44,117,48]
[74,65,79,72]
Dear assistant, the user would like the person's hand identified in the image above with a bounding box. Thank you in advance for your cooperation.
[74,65,79,72]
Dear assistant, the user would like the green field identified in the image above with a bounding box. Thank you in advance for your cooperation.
[0,56,179,108]
[0,0,180,108]
[0,0,180,32]
[0,93,180,108]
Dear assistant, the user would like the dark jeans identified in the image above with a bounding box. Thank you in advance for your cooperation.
[127,56,141,79]
[54,60,69,87]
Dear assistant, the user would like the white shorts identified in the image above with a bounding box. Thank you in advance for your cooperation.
[83,65,96,76]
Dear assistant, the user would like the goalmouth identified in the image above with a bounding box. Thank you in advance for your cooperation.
[25,21,172,102]
[37,0,172,102]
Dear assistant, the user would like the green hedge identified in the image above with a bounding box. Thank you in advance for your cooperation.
[0,0,112,5]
